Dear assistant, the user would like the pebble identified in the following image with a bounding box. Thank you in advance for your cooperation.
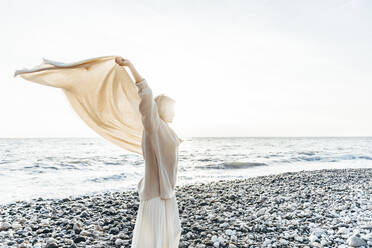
[0,168,370,247]
[115,238,124,246]
[0,222,11,231]
[346,234,367,247]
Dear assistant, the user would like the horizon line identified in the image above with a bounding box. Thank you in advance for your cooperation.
[1,136,372,139]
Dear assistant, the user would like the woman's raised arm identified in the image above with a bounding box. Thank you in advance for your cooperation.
[115,57,143,83]
[115,57,160,133]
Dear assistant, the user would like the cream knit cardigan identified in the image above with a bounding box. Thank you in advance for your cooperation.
[135,78,182,200]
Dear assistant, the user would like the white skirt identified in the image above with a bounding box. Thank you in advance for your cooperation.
[131,195,182,248]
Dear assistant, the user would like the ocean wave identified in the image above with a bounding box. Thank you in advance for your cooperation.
[87,173,127,183]
[298,151,316,156]
[23,162,78,172]
[339,155,372,160]
[197,158,213,162]
[103,161,123,166]
[61,160,92,169]
[24,163,59,170]
[277,154,372,163]
[0,160,14,165]
[196,162,267,169]
[358,155,372,160]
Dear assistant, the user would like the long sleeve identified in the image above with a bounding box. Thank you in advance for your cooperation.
[135,78,161,134]
[135,78,176,200]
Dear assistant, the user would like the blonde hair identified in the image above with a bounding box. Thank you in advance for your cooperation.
[154,94,176,121]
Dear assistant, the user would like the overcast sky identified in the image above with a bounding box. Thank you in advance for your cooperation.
[1,0,371,138]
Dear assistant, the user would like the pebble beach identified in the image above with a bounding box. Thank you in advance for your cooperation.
[1,168,371,248]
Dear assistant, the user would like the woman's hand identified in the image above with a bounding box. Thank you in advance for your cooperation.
[115,57,144,83]
[115,57,132,67]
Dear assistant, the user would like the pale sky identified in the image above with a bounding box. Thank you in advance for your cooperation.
[1,0,371,138]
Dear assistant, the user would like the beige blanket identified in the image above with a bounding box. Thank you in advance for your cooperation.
[14,56,143,155]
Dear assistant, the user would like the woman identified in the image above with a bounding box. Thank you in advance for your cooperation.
[115,57,183,247]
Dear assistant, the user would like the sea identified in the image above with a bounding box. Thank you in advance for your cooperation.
[1,137,371,205]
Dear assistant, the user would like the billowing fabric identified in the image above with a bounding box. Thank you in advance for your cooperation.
[15,56,184,247]
[134,79,182,201]
[131,195,182,248]
[14,56,143,155]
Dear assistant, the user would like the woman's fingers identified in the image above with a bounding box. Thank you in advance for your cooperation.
[115,57,130,66]
[115,57,122,65]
